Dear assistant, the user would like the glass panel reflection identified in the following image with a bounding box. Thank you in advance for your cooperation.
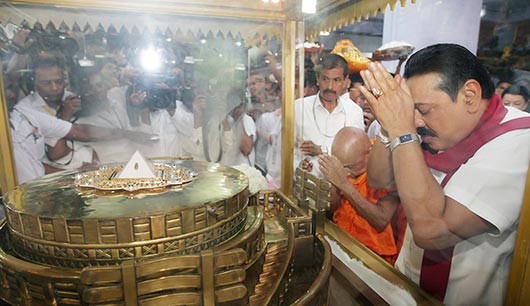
[1,3,283,189]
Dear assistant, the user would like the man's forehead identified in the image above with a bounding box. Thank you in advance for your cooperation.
[319,67,345,77]
[406,72,443,85]
[503,94,524,102]
[36,74,64,81]
[248,74,265,81]
[35,66,63,75]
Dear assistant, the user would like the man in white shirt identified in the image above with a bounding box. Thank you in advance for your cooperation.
[17,56,96,169]
[362,43,530,306]
[10,104,72,184]
[172,99,204,160]
[257,107,282,183]
[10,103,156,184]
[255,96,281,174]
[76,84,139,164]
[221,89,257,167]
[294,53,364,174]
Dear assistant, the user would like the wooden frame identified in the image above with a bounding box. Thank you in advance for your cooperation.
[506,165,530,306]
[0,72,16,192]
[302,2,530,304]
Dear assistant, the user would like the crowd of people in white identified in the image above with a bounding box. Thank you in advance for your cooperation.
[2,27,287,187]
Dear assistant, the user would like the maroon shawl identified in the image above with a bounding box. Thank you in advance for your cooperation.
[419,94,530,301]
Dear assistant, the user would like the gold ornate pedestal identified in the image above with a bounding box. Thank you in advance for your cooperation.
[0,160,330,305]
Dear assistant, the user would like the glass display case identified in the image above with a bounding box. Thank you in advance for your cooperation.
[0,0,296,192]
[0,0,529,305]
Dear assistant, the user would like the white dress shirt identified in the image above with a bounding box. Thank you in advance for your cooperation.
[294,93,364,174]
[395,108,530,306]
[10,105,72,183]
[18,91,94,169]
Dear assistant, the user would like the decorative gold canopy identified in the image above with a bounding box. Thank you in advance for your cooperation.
[305,0,417,39]
[0,1,287,42]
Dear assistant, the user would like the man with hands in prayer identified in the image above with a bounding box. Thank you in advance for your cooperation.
[359,43,530,306]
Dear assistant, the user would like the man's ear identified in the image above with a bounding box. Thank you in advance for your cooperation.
[345,77,351,90]
[462,80,482,114]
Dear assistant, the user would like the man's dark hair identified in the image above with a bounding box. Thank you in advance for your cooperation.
[495,68,514,85]
[31,56,66,73]
[26,56,66,91]
[404,43,495,101]
[349,73,363,87]
[93,57,118,73]
[248,69,266,80]
[304,70,317,88]
[320,53,349,78]
[304,56,314,71]
[227,87,247,110]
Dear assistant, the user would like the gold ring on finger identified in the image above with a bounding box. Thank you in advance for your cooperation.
[372,87,384,98]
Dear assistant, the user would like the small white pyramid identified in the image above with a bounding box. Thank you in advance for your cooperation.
[117,150,156,179]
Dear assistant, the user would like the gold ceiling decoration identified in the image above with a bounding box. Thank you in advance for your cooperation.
[0,2,284,42]
[1,0,290,19]
[305,0,417,39]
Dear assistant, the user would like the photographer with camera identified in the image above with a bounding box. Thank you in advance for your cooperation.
[170,84,209,161]
[74,58,142,163]
[9,101,160,184]
[17,56,96,170]
[125,72,185,158]
[3,27,34,86]
[14,55,158,176]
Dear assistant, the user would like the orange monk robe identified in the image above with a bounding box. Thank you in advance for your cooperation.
[333,172,397,258]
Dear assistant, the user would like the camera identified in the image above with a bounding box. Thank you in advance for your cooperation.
[131,73,180,110]
[144,88,177,110]
[26,29,79,56]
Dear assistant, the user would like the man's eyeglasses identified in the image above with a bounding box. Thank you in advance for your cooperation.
[37,79,65,87]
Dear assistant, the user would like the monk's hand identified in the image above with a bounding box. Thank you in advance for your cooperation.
[300,157,313,172]
[319,154,349,190]
[360,62,416,138]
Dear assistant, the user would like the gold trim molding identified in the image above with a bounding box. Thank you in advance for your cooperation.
[506,165,530,305]
[305,0,417,39]
[6,0,291,20]
[1,2,286,42]
[0,73,16,194]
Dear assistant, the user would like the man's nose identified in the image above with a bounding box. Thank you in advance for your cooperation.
[414,109,425,127]
[50,81,61,91]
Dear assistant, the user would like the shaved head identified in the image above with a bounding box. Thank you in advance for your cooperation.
[331,127,371,177]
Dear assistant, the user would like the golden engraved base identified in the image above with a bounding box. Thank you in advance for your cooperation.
[4,160,249,267]
[0,160,331,305]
